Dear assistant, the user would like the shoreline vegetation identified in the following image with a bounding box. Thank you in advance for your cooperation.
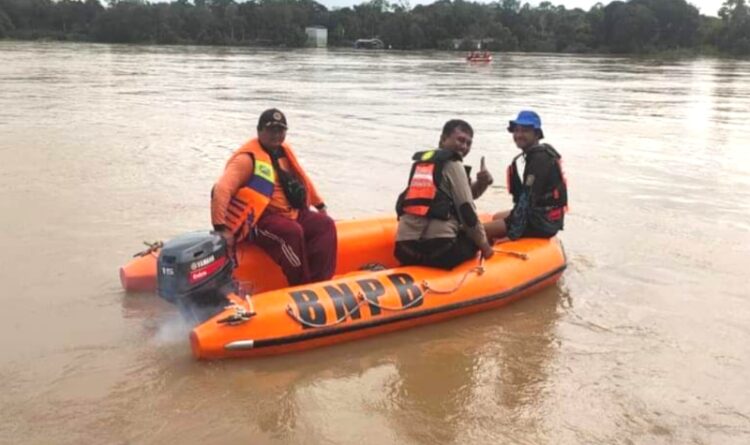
[0,0,748,56]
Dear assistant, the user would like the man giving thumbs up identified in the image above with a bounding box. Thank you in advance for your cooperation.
[471,155,494,199]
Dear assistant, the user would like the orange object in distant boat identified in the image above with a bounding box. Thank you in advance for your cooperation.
[466,51,493,62]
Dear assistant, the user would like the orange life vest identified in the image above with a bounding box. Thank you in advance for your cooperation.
[223,139,321,241]
[396,149,461,220]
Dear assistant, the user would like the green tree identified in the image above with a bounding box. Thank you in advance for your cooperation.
[485,21,518,50]
[353,0,386,38]
[603,1,658,52]
[255,0,306,46]
[633,0,700,48]
[0,6,14,37]
[554,8,594,52]
[92,0,153,43]
[718,0,750,54]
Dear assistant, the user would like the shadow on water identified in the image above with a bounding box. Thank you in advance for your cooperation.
[385,286,564,444]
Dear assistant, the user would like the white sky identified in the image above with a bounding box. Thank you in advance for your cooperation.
[321,0,726,17]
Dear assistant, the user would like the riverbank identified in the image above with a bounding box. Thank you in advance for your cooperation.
[2,34,746,59]
[1,0,748,56]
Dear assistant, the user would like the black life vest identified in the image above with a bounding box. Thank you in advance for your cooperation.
[506,143,568,226]
[396,149,462,220]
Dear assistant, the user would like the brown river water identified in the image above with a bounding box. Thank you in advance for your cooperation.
[1,41,749,444]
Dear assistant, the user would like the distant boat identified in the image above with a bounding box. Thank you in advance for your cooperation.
[354,38,385,50]
[466,51,493,62]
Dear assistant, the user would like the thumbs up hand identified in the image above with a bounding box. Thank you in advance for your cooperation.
[476,156,494,188]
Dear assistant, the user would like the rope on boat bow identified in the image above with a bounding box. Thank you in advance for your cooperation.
[492,248,528,260]
[133,240,163,257]
[286,255,502,328]
[420,246,527,294]
[421,264,485,295]
[358,289,426,311]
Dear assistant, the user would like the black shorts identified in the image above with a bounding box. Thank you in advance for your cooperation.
[504,214,559,239]
[395,233,478,270]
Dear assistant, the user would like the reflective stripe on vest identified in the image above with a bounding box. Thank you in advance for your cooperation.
[402,162,437,216]
[223,144,278,239]
[398,149,458,220]
[247,159,275,196]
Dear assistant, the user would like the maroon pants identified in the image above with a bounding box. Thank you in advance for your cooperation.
[253,209,337,286]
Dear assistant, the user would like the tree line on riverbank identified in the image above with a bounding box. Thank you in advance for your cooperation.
[0,0,748,55]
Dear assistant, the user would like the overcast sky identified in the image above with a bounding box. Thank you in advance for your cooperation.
[320,0,726,17]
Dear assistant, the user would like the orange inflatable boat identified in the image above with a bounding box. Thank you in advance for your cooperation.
[120,216,566,359]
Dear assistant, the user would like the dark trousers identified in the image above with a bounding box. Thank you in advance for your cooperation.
[253,209,337,285]
[394,233,478,270]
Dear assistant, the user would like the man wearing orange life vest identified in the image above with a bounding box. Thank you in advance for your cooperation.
[484,110,568,241]
[211,108,336,286]
[394,119,494,269]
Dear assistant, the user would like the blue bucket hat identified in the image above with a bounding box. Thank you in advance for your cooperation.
[508,110,543,139]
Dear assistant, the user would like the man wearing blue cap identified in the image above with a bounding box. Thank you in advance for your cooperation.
[484,110,568,240]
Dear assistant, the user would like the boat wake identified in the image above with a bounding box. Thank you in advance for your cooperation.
[153,313,192,346]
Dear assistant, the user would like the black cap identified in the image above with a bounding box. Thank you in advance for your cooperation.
[257,108,288,130]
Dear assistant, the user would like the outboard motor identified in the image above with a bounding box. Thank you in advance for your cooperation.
[157,232,235,324]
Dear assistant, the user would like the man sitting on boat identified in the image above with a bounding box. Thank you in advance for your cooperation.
[484,110,568,240]
[210,108,336,286]
[394,119,494,269]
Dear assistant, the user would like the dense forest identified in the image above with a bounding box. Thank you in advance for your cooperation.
[0,0,748,55]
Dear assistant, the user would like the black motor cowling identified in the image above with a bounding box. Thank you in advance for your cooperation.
[157,232,235,323]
